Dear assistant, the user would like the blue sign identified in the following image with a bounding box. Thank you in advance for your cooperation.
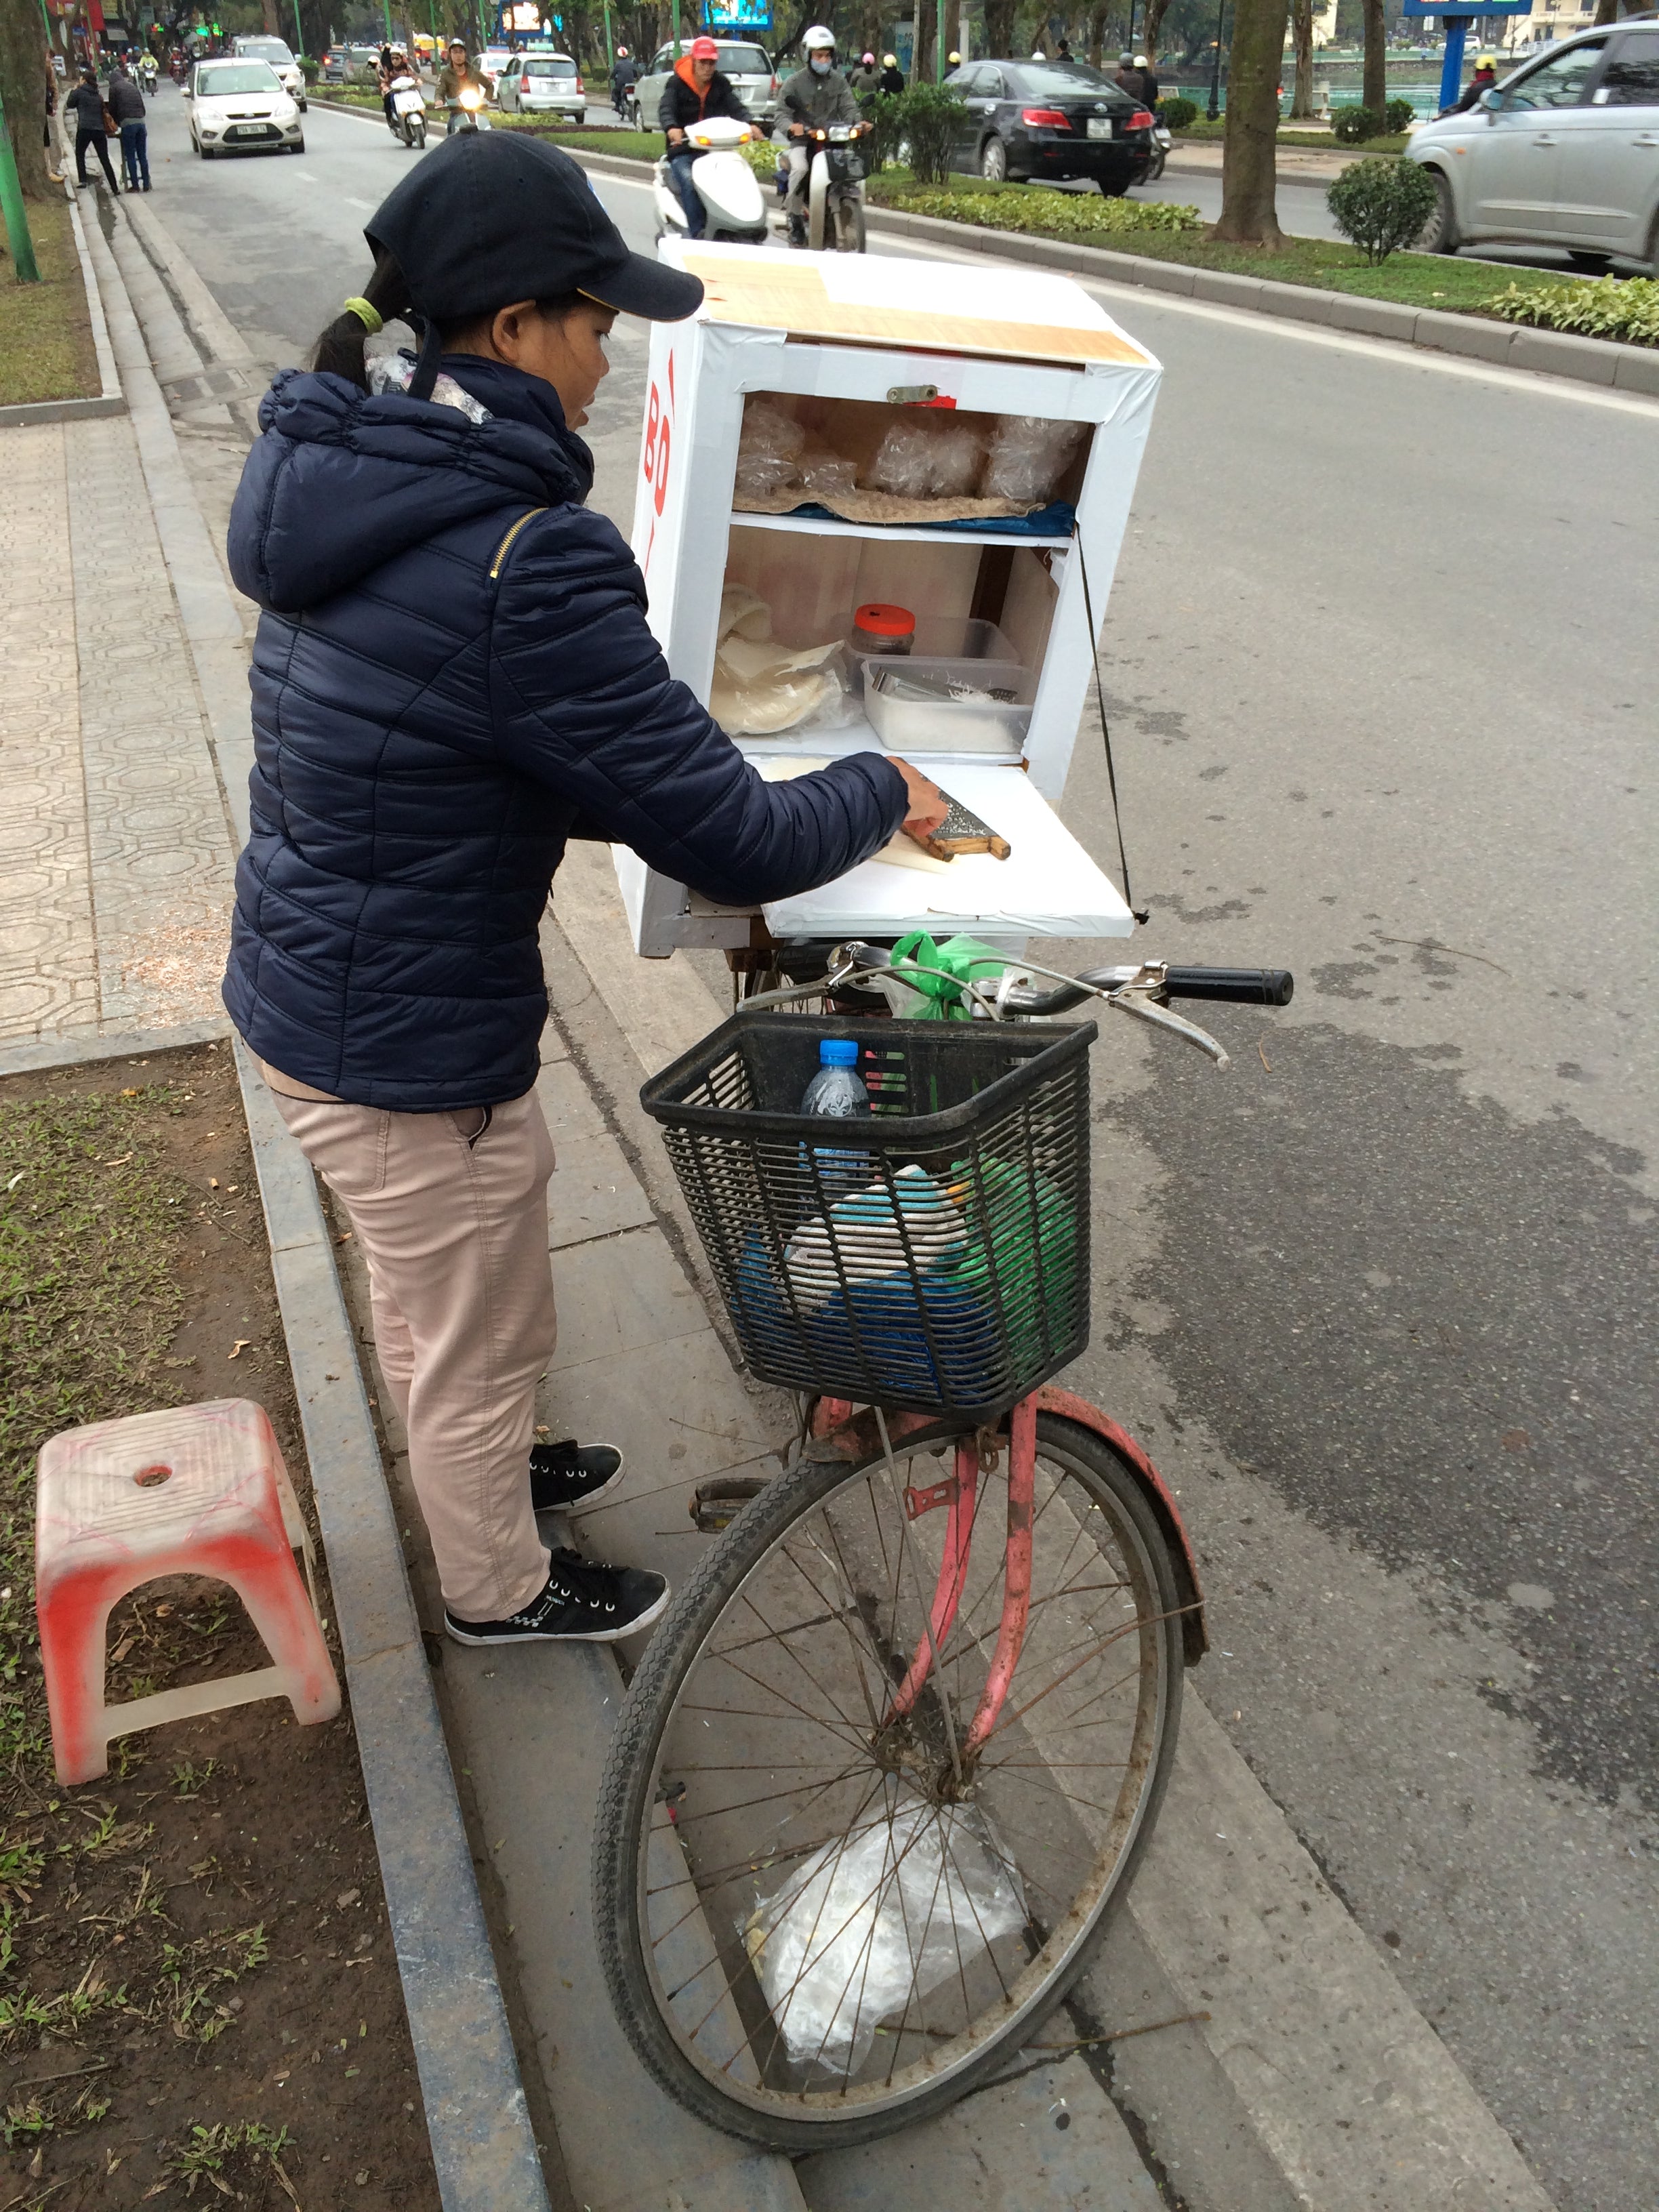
[705,0,770,26]
[1397,1,1527,13]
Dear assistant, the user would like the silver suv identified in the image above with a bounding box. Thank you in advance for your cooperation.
[628,39,779,131]
[1409,20,1659,272]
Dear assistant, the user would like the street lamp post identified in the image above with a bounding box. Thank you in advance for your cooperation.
[1206,0,1226,119]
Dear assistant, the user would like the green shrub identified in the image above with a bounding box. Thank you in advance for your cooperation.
[865,88,909,173]
[1326,156,1437,263]
[300,56,319,83]
[896,81,969,185]
[1157,95,1198,130]
[1383,97,1415,134]
[887,186,1202,239]
[1488,274,1659,348]
[1331,104,1385,144]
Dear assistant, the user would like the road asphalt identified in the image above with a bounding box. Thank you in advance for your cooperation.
[118,85,1658,2212]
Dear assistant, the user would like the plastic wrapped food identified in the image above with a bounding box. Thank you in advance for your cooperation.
[793,440,859,499]
[735,398,807,501]
[980,415,1087,506]
[708,589,855,736]
[864,415,989,500]
[742,1787,1026,2071]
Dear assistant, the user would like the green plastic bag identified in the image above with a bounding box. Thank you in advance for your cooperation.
[888,930,1013,1021]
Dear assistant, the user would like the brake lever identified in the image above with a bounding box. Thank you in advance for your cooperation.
[1108,985,1230,1067]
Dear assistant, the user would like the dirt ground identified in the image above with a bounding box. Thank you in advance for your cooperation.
[0,1042,441,2210]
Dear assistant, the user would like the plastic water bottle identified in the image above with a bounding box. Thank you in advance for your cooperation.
[800,1039,872,1206]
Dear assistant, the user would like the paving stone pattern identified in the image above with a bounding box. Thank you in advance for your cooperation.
[0,412,234,1044]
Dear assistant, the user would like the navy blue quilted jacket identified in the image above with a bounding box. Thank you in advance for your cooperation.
[222,356,906,1111]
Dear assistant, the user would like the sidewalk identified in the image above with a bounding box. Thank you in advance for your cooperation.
[1,170,1565,2212]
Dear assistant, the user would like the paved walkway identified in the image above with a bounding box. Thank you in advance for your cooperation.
[0,408,234,1046]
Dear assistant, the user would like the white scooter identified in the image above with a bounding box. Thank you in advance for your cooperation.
[387,68,426,149]
[804,121,867,252]
[1143,121,1172,181]
[653,115,767,247]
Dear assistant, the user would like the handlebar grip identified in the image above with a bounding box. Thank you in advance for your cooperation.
[1161,967,1294,1007]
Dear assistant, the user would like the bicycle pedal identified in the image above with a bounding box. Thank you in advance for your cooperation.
[689,1476,767,1533]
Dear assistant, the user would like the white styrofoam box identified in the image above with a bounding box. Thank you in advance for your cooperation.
[617,241,1162,958]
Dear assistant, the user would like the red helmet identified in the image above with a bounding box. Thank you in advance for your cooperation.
[689,35,718,60]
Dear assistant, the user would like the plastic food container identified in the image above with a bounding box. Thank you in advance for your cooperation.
[851,603,916,657]
[861,655,1031,755]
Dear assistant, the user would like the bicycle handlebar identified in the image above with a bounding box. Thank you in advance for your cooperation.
[1000,963,1294,1017]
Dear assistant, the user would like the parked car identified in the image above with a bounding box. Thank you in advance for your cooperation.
[184,56,304,157]
[943,58,1154,191]
[1410,22,1659,270]
[477,45,514,94]
[497,49,586,118]
[230,34,306,109]
[628,39,778,131]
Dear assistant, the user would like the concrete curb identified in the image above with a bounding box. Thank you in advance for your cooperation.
[81,193,554,2212]
[0,1017,230,1080]
[861,203,1659,395]
[0,185,129,430]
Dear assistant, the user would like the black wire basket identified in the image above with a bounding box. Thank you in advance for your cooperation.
[640,1012,1094,1418]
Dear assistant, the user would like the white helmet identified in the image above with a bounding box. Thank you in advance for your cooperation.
[802,24,834,52]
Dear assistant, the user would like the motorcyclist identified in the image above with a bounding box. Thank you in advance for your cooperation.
[1440,53,1498,117]
[380,43,410,127]
[878,52,904,96]
[780,26,865,249]
[848,49,880,102]
[610,43,637,116]
[659,34,750,239]
[138,50,158,92]
[436,39,492,134]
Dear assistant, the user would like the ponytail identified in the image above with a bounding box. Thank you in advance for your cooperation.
[310,250,415,391]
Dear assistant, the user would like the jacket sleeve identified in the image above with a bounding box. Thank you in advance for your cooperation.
[830,75,862,124]
[657,75,684,128]
[489,506,909,907]
[713,76,751,122]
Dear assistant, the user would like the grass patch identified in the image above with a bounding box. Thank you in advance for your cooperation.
[1173,116,1408,152]
[510,121,659,159]
[866,182,1593,320]
[0,193,98,409]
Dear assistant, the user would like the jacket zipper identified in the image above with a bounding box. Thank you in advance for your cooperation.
[489,507,550,581]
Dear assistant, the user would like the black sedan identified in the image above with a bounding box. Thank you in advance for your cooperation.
[945,58,1155,192]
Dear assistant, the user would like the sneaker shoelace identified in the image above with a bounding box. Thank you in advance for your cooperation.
[519,1546,627,1624]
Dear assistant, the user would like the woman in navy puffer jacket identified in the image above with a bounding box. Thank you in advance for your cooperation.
[223,134,942,1654]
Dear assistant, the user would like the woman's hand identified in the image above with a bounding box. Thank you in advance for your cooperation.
[888,756,949,844]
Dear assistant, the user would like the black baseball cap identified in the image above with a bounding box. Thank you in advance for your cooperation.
[365,132,704,325]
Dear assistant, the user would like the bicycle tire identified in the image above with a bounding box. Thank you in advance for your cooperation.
[593,1410,1184,2151]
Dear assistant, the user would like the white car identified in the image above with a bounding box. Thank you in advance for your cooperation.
[186,58,304,159]
[497,49,586,117]
[231,34,307,110]
[1409,20,1659,272]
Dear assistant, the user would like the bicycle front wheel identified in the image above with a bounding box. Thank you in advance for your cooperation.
[593,1412,1185,2150]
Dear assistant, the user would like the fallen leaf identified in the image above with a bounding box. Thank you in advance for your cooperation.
[228,1340,253,1359]
[103,1153,134,1168]
[1501,1429,1530,1452]
[121,1088,140,1098]
[335,1887,360,1909]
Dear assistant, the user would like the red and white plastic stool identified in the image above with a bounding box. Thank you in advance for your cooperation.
[35,1398,340,1787]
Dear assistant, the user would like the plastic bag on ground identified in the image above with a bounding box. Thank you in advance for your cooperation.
[742,1787,1026,2071]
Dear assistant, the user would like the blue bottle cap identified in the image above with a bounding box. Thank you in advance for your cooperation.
[819,1038,860,1067]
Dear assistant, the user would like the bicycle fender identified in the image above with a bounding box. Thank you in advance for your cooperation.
[1033,1386,1208,1665]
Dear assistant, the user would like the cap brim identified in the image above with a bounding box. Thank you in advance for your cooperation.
[585,249,705,324]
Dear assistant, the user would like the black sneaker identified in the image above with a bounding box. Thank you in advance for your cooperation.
[445,1549,669,1646]
[787,216,808,248]
[529,1438,625,1513]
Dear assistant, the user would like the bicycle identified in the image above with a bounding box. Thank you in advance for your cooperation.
[592,941,1293,2150]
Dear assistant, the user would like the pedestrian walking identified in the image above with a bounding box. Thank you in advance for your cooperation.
[106,60,150,190]
[220,132,944,1653]
[65,66,121,193]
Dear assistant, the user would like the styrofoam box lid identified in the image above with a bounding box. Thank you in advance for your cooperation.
[761,763,1135,940]
[668,239,1155,370]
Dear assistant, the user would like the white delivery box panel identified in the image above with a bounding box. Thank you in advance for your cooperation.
[617,240,1161,956]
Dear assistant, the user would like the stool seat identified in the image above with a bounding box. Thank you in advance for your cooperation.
[35,1398,340,1786]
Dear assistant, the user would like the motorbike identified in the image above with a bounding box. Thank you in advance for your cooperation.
[387,68,426,148]
[1143,121,1171,181]
[653,115,767,247]
[446,79,491,134]
[801,121,868,253]
[138,55,159,94]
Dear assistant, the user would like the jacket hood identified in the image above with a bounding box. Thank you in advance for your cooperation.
[228,359,594,615]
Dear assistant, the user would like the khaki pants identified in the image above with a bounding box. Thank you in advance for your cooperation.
[263,1066,556,1623]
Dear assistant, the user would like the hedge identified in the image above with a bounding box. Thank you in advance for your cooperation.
[1488,274,1659,349]
[880,188,1202,239]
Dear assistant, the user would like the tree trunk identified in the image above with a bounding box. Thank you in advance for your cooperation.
[1086,3,1107,66]
[1361,0,1385,114]
[1288,0,1313,117]
[0,0,54,200]
[1212,0,1288,245]
[1143,0,1172,65]
[985,0,1018,60]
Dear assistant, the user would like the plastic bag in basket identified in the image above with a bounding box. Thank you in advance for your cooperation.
[784,1165,966,1312]
[741,1786,1026,2070]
